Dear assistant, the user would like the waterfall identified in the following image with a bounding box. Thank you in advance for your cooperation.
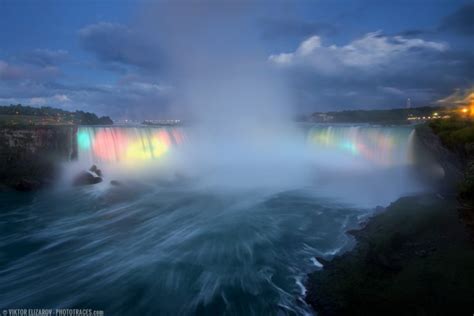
[76,125,417,169]
[76,126,187,164]
[306,125,415,168]
[70,124,428,206]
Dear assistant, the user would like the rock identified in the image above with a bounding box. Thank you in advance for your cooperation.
[374,205,385,213]
[95,168,103,177]
[72,171,102,186]
[0,126,76,191]
[315,256,330,266]
[110,180,121,186]
[89,164,103,177]
[15,178,41,191]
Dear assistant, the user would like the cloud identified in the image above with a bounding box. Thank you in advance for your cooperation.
[269,31,448,74]
[78,22,161,70]
[0,94,71,106]
[436,87,474,107]
[378,86,406,96]
[439,3,474,36]
[0,60,24,80]
[21,49,69,66]
[268,31,474,110]
[0,69,173,119]
[29,94,70,105]
[53,94,71,102]
[0,60,60,81]
[259,18,336,40]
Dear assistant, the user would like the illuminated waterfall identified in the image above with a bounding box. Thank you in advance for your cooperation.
[306,125,415,167]
[77,126,187,164]
[77,125,416,171]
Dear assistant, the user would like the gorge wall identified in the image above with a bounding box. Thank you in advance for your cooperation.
[0,126,77,191]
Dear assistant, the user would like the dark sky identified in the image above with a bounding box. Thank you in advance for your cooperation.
[0,0,473,119]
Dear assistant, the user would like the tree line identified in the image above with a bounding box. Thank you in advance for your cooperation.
[0,104,113,125]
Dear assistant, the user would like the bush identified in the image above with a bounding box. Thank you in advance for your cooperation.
[429,119,474,149]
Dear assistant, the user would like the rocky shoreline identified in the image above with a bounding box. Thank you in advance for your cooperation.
[305,194,474,315]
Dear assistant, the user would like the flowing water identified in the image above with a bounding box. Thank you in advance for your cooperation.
[0,124,429,315]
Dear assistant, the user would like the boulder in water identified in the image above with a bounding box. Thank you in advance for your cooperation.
[73,171,102,186]
[89,165,103,177]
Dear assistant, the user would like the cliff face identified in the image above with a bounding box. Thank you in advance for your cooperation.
[413,124,464,194]
[0,126,77,190]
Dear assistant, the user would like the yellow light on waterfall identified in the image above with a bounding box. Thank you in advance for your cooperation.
[126,138,169,160]
[462,108,468,113]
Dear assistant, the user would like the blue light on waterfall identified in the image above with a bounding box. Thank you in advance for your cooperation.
[77,131,91,149]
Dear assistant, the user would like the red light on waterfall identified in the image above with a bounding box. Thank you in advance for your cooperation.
[156,130,172,147]
[93,129,128,161]
[172,129,185,144]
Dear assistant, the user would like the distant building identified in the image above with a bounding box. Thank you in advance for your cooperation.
[142,119,182,126]
[311,113,334,122]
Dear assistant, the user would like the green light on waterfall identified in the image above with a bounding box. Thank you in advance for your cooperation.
[78,131,91,149]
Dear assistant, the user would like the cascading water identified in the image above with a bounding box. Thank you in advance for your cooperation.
[306,125,415,167]
[77,126,187,164]
[0,124,431,315]
[305,125,424,206]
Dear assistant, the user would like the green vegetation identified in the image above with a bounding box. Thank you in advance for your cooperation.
[0,104,113,126]
[429,118,474,149]
[311,106,445,124]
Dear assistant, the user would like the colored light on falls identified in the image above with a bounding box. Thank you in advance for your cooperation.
[307,126,410,166]
[77,131,91,149]
[77,127,186,163]
[126,137,169,160]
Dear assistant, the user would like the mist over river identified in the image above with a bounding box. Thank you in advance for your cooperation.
[0,125,433,315]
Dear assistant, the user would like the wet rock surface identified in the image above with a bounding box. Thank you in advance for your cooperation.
[72,166,103,186]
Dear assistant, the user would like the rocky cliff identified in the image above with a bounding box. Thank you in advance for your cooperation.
[413,124,464,194]
[0,126,77,191]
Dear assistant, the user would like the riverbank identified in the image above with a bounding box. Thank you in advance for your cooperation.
[305,194,474,315]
